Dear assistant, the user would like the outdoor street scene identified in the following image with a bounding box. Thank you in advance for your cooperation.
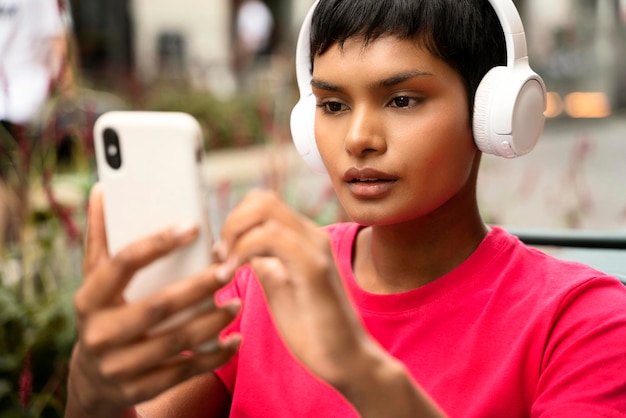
[1,0,625,416]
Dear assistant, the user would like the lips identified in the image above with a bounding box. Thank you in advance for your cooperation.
[342,167,397,182]
[342,167,398,198]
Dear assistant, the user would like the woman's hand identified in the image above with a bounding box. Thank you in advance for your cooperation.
[65,185,241,418]
[214,189,376,387]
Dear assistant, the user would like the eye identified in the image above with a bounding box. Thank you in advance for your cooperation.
[393,96,410,107]
[317,101,348,114]
[388,95,423,109]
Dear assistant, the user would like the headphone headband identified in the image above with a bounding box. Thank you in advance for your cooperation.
[290,0,546,171]
[486,0,527,66]
[297,0,526,71]
[294,1,317,94]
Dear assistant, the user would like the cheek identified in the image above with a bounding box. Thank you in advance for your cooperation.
[315,115,346,166]
[396,107,477,194]
[396,106,474,164]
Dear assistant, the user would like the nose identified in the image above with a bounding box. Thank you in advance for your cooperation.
[344,105,387,157]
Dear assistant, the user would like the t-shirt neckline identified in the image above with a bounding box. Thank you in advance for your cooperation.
[334,223,511,314]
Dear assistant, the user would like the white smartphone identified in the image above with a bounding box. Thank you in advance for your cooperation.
[93,111,213,306]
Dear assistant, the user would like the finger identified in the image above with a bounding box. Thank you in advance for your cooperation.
[96,300,241,381]
[75,224,199,315]
[83,183,109,274]
[249,254,338,313]
[249,256,294,301]
[116,338,241,406]
[217,218,330,284]
[223,225,354,336]
[78,263,225,349]
[216,189,273,259]
[217,189,301,260]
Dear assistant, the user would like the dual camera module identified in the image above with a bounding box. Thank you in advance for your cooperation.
[103,128,122,169]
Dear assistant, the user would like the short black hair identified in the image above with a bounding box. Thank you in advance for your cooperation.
[310,0,507,114]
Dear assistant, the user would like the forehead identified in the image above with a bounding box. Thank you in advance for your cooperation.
[312,36,448,77]
[310,35,467,102]
[311,33,440,71]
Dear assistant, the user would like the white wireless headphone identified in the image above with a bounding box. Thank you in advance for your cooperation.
[290,0,547,173]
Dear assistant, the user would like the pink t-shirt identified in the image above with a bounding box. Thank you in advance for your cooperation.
[216,224,626,417]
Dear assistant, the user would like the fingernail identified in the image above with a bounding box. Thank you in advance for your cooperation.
[215,258,237,283]
[197,297,216,313]
[223,298,242,315]
[212,242,228,261]
[195,338,219,354]
[220,334,242,350]
[173,223,197,239]
[90,182,103,196]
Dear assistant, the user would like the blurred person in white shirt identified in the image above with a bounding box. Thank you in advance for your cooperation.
[0,0,66,130]
[234,0,274,90]
[0,0,67,250]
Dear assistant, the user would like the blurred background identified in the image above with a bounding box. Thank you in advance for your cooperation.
[0,0,625,416]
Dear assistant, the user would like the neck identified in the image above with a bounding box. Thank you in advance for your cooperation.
[353,162,488,294]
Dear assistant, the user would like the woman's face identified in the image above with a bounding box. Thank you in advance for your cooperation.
[312,36,479,226]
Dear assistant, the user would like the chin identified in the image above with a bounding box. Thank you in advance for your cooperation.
[344,208,408,227]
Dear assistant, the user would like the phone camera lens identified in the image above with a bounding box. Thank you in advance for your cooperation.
[103,128,122,169]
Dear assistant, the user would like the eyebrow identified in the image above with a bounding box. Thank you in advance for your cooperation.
[376,69,433,88]
[310,78,341,92]
[310,69,433,92]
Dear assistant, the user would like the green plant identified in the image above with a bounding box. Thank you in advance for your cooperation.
[0,247,78,417]
[0,167,85,417]
[0,83,90,417]
[143,85,270,151]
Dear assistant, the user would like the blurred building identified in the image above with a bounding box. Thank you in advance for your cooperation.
[70,0,133,82]
[522,0,626,115]
[130,0,232,94]
[70,0,315,97]
[69,0,625,111]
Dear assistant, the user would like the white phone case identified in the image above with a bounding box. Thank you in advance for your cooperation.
[93,111,213,305]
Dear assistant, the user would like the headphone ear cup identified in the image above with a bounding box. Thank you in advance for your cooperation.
[290,94,327,174]
[473,66,546,158]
